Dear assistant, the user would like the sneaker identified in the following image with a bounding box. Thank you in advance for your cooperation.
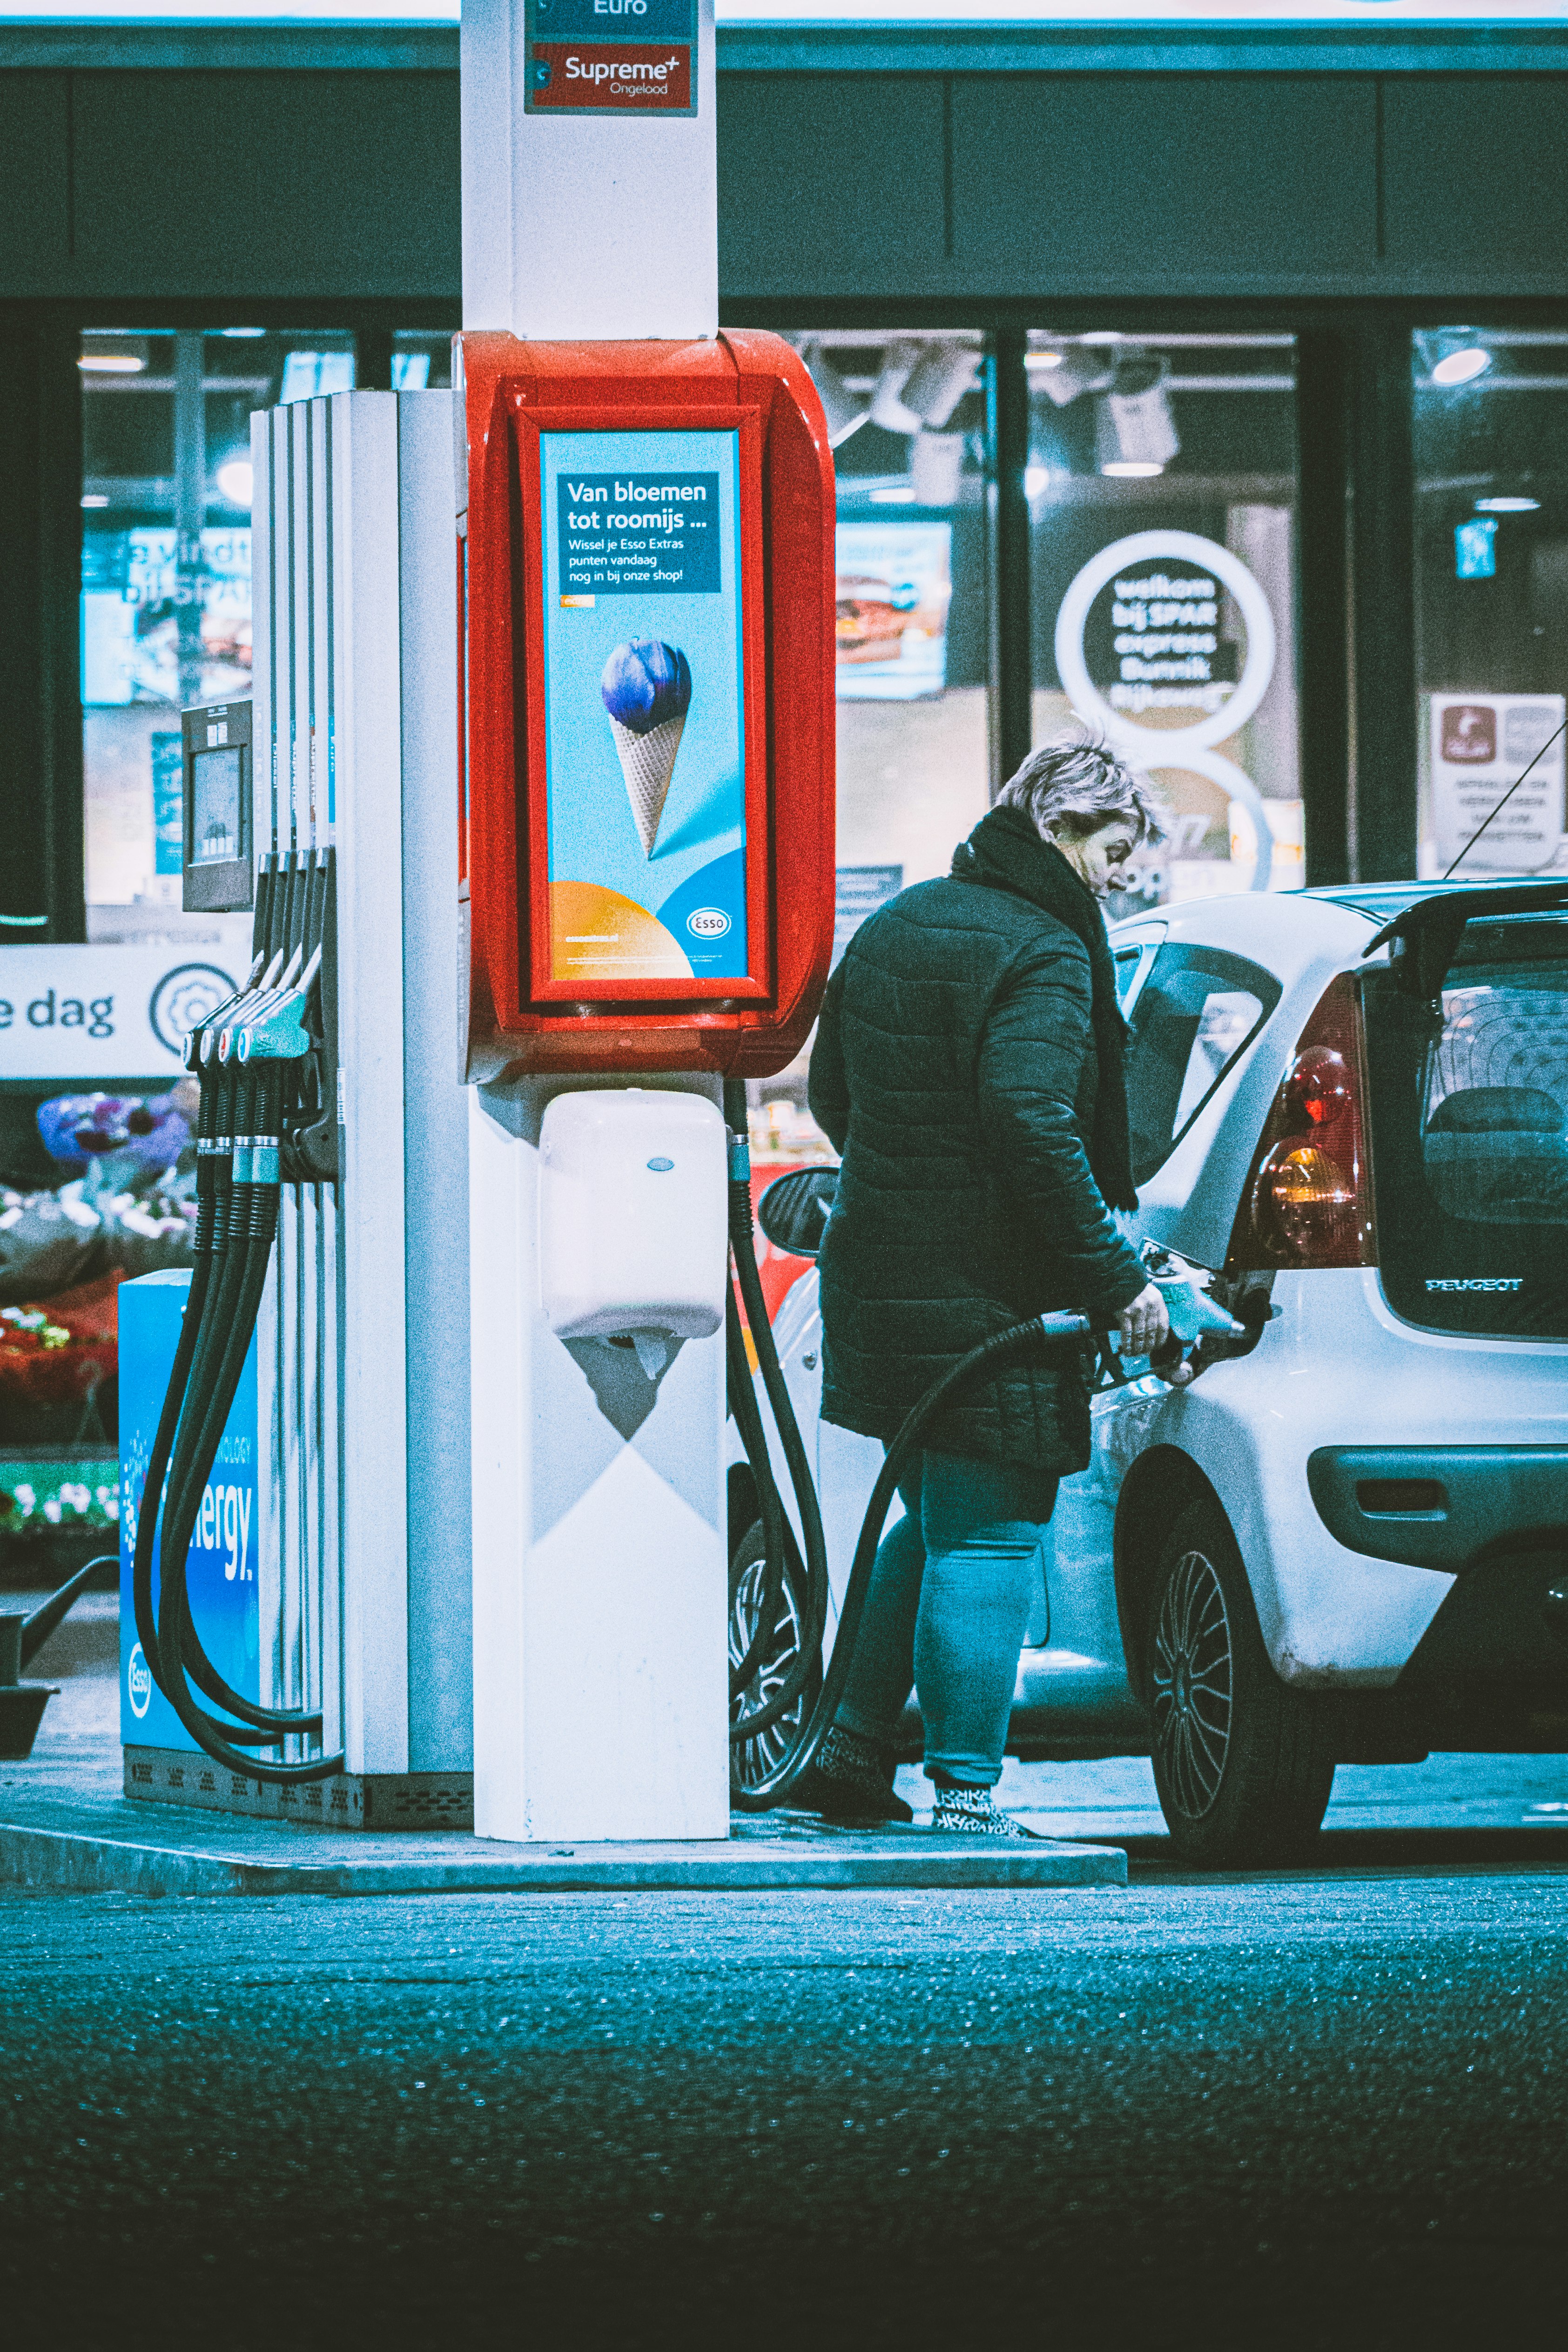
[932,1784,1040,1839]
[795,1725,914,1825]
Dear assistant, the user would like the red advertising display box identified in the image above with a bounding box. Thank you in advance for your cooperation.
[457,331,836,1079]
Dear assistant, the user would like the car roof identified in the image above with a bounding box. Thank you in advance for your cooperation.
[1304,875,1566,923]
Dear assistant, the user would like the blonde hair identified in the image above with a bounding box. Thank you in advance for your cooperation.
[997,733,1169,847]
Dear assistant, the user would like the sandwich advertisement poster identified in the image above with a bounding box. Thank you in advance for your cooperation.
[540,429,747,986]
[835,520,952,701]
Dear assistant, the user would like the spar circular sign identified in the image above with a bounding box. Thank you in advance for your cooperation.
[1054,529,1275,755]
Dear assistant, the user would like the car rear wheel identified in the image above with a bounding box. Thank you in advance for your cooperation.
[1147,1498,1335,1867]
[729,1520,821,1795]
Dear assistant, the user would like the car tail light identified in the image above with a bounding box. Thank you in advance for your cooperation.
[1225,972,1376,1270]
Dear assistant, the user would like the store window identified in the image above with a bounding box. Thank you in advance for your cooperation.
[80,325,356,941]
[391,330,454,391]
[1413,326,1568,881]
[743,331,991,1175]
[1027,330,1303,907]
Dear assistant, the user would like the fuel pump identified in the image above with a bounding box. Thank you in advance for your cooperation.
[121,390,474,1828]
[458,328,839,1845]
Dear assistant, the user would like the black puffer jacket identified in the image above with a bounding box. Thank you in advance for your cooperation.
[808,805,1148,1473]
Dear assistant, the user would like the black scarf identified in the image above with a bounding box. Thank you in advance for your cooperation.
[950,804,1138,1212]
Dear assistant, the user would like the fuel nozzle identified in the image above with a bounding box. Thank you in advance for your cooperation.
[231,942,323,1066]
[1139,1240,1247,1345]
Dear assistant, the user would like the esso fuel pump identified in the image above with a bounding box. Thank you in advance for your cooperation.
[457,330,839,1846]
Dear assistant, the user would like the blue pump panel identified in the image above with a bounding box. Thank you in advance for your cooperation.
[119,1269,261,1752]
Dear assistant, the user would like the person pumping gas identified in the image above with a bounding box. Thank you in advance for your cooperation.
[794,735,1186,1839]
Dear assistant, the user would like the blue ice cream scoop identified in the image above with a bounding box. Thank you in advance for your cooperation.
[601,640,692,736]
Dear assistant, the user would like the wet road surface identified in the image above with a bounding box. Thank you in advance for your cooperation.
[4,1837,1566,2350]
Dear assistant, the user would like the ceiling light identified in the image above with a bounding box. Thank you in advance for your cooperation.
[869,341,925,435]
[1474,494,1539,513]
[1024,465,1050,499]
[1079,331,1122,346]
[802,342,871,448]
[78,354,144,374]
[869,485,919,504]
[215,458,254,508]
[1026,350,1064,372]
[1033,345,1118,409]
[1431,346,1490,386]
[908,430,966,506]
[221,327,267,339]
[1096,354,1180,477]
[80,494,109,509]
[897,342,981,430]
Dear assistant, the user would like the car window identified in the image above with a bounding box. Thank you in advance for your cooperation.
[1113,947,1144,1009]
[1364,914,1568,1339]
[1111,927,1165,1015]
[1124,944,1282,1186]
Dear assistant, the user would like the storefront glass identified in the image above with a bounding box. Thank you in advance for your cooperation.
[1028,329,1303,908]
[4,329,365,1538]
[1412,326,1568,880]
[391,330,454,391]
[745,330,991,1177]
[79,325,356,939]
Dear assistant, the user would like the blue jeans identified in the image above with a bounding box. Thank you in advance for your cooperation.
[834,1449,1058,1788]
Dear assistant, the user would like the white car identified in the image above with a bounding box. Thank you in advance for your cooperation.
[729,876,1568,1863]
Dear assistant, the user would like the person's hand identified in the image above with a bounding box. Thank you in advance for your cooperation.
[1118,1281,1170,1359]
[1118,1282,1196,1385]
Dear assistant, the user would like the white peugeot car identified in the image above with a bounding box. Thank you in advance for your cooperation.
[730,876,1568,1864]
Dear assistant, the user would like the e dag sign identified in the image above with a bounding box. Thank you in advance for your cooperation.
[0,947,239,1080]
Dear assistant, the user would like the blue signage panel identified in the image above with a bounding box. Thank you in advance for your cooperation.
[539,428,747,985]
[119,1270,261,1754]
[534,0,694,36]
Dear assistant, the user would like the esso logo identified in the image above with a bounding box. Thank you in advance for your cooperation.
[686,908,731,940]
[127,1642,153,1719]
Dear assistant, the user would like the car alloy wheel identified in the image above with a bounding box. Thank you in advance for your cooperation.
[1150,1544,1234,1821]
[728,1521,817,1793]
[1145,1497,1336,1866]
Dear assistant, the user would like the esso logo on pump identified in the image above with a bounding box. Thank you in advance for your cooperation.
[457,329,836,1083]
[128,1642,153,1719]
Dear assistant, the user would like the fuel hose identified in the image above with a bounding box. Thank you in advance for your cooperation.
[130,948,279,1745]
[133,889,346,1785]
[729,1294,1099,1813]
[722,1086,1182,1814]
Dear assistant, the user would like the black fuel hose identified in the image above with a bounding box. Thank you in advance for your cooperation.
[150,1076,343,1772]
[728,1302,1098,1813]
[725,1281,793,1698]
[131,956,285,1747]
[723,1085,835,1746]
[133,895,345,1782]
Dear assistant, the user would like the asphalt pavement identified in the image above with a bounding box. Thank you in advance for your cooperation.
[5,1844,1568,2348]
[5,1604,1566,2347]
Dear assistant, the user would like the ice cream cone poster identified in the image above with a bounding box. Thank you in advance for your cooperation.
[602,639,691,854]
[540,429,747,987]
